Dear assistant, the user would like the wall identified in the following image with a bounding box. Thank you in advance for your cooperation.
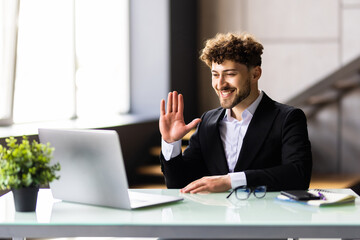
[197,0,360,111]
[130,0,199,123]
[130,0,169,117]
[198,0,246,113]
[197,0,360,174]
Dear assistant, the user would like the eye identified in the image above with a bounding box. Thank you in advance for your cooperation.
[226,72,236,76]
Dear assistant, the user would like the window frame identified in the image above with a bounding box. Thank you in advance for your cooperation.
[0,0,20,126]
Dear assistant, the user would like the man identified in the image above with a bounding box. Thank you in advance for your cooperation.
[159,32,312,193]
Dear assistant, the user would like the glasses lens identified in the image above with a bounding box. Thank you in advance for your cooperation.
[235,187,251,200]
[254,186,267,198]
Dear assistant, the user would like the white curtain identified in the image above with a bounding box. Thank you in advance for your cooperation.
[0,0,19,125]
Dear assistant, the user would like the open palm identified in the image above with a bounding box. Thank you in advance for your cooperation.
[160,91,201,143]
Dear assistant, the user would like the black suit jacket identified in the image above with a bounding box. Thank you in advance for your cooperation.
[160,92,312,191]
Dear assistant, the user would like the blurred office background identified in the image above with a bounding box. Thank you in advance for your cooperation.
[1,0,360,189]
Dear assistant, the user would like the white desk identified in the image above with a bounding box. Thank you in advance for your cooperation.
[0,188,360,240]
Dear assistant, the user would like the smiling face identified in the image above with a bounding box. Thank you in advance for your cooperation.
[211,60,254,110]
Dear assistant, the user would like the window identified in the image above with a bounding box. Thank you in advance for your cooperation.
[74,0,129,118]
[0,0,18,125]
[14,0,75,123]
[0,0,129,125]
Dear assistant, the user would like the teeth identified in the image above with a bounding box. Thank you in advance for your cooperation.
[221,90,232,96]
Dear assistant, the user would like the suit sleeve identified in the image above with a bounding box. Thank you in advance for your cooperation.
[160,113,209,189]
[244,108,312,191]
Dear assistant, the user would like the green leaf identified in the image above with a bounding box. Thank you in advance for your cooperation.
[0,136,59,190]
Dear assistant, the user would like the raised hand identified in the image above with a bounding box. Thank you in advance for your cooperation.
[160,91,201,143]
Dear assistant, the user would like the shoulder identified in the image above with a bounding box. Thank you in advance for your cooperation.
[262,92,305,117]
[271,101,308,130]
[257,93,308,128]
[274,101,306,120]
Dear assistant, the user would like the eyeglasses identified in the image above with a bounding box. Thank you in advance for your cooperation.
[226,186,267,200]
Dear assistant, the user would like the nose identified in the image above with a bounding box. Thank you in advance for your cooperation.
[216,74,227,89]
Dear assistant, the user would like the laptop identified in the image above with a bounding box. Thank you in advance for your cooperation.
[38,128,183,209]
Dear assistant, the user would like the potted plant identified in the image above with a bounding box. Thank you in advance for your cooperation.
[0,136,60,212]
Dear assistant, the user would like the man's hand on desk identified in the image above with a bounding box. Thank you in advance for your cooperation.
[180,175,231,193]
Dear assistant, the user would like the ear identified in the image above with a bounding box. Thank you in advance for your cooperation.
[251,66,262,82]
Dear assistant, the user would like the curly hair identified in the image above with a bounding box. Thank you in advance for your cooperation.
[200,32,264,68]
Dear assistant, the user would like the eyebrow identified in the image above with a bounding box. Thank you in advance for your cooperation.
[211,69,238,73]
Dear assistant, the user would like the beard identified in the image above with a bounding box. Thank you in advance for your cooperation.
[218,76,251,109]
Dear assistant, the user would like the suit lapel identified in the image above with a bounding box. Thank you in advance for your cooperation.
[235,93,279,171]
[205,108,229,174]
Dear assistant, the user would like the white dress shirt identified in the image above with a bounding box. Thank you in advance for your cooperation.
[162,91,264,189]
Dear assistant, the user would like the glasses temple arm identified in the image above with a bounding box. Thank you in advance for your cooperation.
[226,189,235,199]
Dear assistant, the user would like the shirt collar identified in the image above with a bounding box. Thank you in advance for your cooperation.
[224,90,264,121]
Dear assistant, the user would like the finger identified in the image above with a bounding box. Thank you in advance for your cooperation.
[160,99,165,116]
[190,186,209,194]
[178,93,184,114]
[172,91,178,113]
[167,92,172,113]
[186,118,201,131]
[181,179,203,193]
[180,184,193,193]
